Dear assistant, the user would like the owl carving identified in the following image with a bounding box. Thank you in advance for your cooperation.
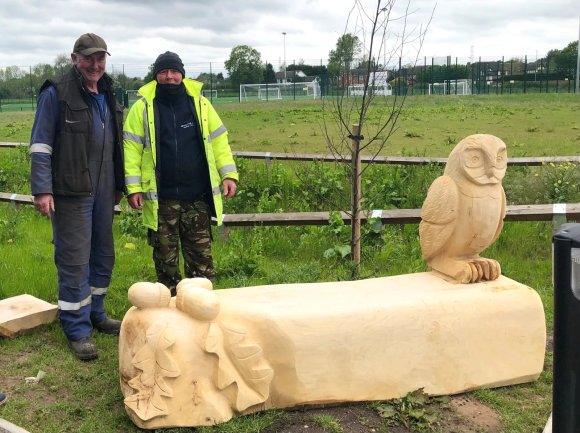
[419,134,507,284]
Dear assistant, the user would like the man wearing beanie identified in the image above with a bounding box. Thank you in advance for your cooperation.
[124,52,238,295]
[29,33,125,360]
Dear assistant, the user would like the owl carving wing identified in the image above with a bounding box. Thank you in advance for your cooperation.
[419,175,459,262]
[490,186,507,245]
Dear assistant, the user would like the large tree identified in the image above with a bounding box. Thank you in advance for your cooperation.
[195,72,221,85]
[547,41,578,77]
[287,63,328,77]
[143,63,155,83]
[327,33,362,77]
[264,63,276,83]
[53,54,72,76]
[224,45,263,89]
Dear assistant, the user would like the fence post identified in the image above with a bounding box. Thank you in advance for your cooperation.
[510,60,513,94]
[423,56,427,95]
[501,57,505,95]
[209,62,214,103]
[477,57,481,94]
[524,55,528,94]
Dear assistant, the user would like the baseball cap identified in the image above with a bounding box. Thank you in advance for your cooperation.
[73,33,110,56]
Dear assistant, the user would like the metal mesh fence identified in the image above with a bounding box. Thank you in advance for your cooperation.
[0,55,577,112]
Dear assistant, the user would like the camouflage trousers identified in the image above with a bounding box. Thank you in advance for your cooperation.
[148,199,215,295]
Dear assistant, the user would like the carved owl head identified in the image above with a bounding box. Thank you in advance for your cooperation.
[445,134,507,185]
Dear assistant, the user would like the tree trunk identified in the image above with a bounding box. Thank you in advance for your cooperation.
[351,124,362,276]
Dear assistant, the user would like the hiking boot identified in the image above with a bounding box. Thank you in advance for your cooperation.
[0,392,6,405]
[68,337,98,361]
[93,318,122,335]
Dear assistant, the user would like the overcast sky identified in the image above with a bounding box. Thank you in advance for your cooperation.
[0,0,577,78]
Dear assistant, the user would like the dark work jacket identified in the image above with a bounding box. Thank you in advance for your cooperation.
[153,84,211,202]
[41,68,124,196]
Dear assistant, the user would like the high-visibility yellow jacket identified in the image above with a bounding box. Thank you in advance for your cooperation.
[123,78,238,229]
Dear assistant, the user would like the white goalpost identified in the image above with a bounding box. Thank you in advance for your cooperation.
[258,87,282,100]
[428,79,472,95]
[346,83,392,97]
[240,81,321,102]
[346,70,392,97]
[125,90,141,106]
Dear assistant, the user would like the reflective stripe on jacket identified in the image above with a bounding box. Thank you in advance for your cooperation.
[123,78,238,228]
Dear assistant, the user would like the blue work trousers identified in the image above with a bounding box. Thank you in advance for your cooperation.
[52,184,115,341]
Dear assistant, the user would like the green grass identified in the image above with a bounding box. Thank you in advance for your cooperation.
[0,92,578,433]
[0,212,557,433]
[1,93,578,155]
[310,414,344,433]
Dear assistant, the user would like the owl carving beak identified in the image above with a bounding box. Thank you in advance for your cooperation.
[474,172,500,184]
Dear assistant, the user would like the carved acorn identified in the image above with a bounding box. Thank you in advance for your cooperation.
[175,286,220,321]
[176,277,214,293]
[128,282,171,309]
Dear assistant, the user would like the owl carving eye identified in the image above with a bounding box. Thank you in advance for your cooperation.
[464,149,484,168]
[495,150,507,168]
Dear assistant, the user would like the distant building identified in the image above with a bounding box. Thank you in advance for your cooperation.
[275,70,318,84]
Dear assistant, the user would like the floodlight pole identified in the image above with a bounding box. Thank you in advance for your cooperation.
[282,32,287,82]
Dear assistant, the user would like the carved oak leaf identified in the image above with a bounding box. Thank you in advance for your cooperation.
[205,322,274,412]
[124,322,181,421]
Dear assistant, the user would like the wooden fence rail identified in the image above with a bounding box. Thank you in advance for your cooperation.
[2,142,580,166]
[2,192,578,227]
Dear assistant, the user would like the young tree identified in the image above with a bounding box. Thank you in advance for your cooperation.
[322,0,433,276]
[224,45,263,89]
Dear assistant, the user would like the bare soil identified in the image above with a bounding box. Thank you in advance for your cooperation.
[260,394,502,433]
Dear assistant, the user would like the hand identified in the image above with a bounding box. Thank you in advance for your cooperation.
[34,193,55,218]
[222,178,237,198]
[128,192,144,210]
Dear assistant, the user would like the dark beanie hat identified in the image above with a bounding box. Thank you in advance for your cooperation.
[153,51,185,78]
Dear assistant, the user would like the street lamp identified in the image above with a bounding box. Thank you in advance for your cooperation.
[282,32,287,81]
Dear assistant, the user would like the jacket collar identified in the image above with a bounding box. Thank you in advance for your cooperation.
[139,78,203,101]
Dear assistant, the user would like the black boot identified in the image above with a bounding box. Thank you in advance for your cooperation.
[93,318,122,335]
[68,337,98,361]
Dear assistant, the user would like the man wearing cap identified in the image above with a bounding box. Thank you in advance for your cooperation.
[29,33,125,360]
[124,52,238,295]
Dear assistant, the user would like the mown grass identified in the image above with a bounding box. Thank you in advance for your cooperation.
[1,93,578,156]
[0,93,578,433]
[0,206,556,433]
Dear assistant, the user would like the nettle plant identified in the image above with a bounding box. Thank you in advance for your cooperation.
[374,388,450,432]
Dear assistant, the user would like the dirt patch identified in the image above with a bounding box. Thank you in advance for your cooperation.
[546,332,553,352]
[263,404,408,433]
[439,394,502,433]
[260,394,503,433]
